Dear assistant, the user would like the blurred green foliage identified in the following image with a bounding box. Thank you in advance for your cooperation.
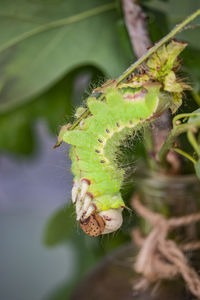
[195,159,200,179]
[1,0,200,299]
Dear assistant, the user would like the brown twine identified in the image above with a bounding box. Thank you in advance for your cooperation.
[131,194,200,298]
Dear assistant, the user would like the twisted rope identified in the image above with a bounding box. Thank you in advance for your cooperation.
[132,194,200,298]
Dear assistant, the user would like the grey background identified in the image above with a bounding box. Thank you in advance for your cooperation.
[0,121,75,300]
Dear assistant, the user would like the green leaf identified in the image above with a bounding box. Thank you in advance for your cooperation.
[195,159,200,179]
[0,65,102,155]
[0,101,36,155]
[43,204,76,247]
[0,0,131,112]
[0,71,73,154]
[116,19,134,59]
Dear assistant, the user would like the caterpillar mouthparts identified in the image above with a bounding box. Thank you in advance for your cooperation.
[80,214,105,237]
[80,209,123,237]
[57,40,189,237]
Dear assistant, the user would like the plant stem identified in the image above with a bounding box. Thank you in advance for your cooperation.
[69,94,104,131]
[173,148,197,164]
[158,124,195,164]
[187,131,200,156]
[173,112,200,127]
[143,126,158,171]
[122,0,152,58]
[122,0,161,171]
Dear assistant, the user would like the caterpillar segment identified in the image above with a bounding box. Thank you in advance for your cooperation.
[57,40,188,237]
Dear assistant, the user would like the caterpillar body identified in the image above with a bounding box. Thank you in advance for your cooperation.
[57,40,188,237]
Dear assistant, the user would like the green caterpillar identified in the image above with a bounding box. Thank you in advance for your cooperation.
[57,40,188,237]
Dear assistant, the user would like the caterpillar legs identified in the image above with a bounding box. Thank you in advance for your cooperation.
[71,179,123,236]
[72,179,93,220]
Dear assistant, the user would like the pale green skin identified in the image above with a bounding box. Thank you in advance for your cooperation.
[63,84,171,212]
[61,40,187,215]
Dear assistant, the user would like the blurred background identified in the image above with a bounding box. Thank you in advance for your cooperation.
[0,0,200,299]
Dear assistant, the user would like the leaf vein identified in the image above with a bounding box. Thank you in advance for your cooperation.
[0,2,116,54]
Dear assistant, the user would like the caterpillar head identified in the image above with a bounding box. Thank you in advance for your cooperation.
[80,208,123,237]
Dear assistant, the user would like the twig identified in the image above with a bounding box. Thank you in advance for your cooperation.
[122,0,159,170]
[122,0,181,173]
[122,0,151,58]
[173,148,197,164]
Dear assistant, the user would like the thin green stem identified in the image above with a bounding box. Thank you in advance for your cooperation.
[173,147,197,164]
[0,2,116,54]
[187,130,200,156]
[158,124,195,164]
[69,94,104,131]
[69,9,200,131]
[173,112,200,127]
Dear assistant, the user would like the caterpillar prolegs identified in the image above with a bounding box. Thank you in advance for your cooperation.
[57,40,189,237]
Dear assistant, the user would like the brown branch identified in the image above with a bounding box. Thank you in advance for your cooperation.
[122,0,181,173]
[122,0,152,58]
